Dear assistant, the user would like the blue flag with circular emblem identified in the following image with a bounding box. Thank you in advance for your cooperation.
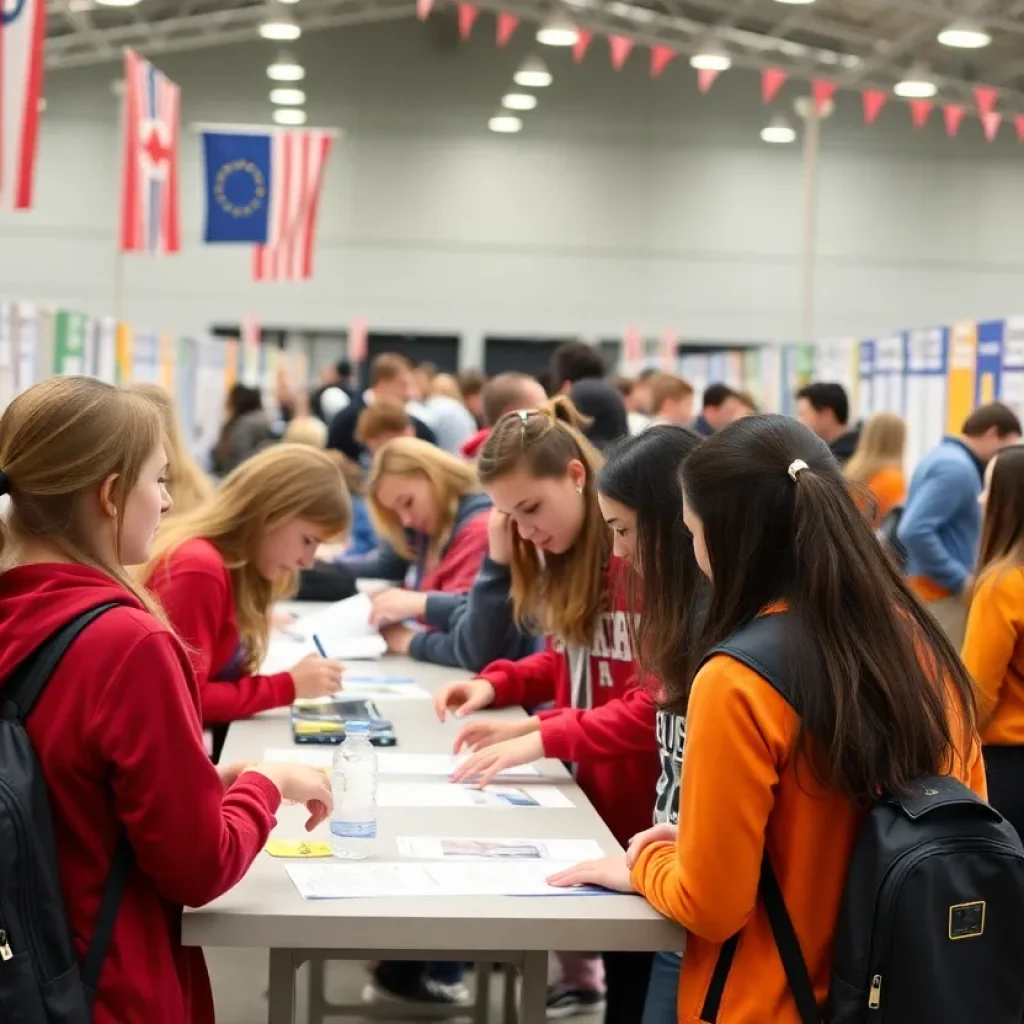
[201,130,273,243]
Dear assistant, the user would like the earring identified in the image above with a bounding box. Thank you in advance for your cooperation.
[575,484,583,494]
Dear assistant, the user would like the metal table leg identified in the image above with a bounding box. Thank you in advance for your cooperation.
[472,962,491,1024]
[308,955,327,1024]
[517,952,548,1024]
[267,949,297,1024]
[502,964,518,1024]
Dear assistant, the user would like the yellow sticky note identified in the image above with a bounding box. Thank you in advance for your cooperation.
[265,839,333,859]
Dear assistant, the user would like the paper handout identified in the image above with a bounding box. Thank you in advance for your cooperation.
[377,783,573,809]
[263,750,543,780]
[396,837,605,861]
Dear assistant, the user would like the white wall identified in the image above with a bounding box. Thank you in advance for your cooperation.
[3,18,1024,363]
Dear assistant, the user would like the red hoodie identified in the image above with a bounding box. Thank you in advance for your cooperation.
[147,538,296,727]
[478,557,660,845]
[0,563,280,1023]
[460,427,490,459]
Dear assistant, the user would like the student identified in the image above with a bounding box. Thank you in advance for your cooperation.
[419,376,479,455]
[355,399,415,456]
[550,340,606,392]
[0,376,330,1023]
[899,403,1021,645]
[548,414,985,1023]
[649,374,695,427]
[693,383,744,437]
[126,381,214,517]
[211,383,274,476]
[626,368,658,435]
[457,368,487,426]
[348,439,493,665]
[449,425,702,1023]
[795,382,859,464]
[843,411,907,526]
[433,401,663,1021]
[144,444,350,732]
[962,444,1024,837]
[326,353,436,463]
[310,358,353,424]
[569,377,629,451]
[282,414,329,449]
[461,372,548,459]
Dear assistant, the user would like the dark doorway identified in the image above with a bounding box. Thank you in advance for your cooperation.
[362,332,459,388]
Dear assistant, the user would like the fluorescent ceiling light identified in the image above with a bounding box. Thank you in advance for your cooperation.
[893,66,937,98]
[273,108,308,126]
[489,114,522,133]
[690,43,731,72]
[268,53,305,81]
[761,116,796,143]
[514,56,552,88]
[270,87,306,105]
[502,93,538,111]
[774,0,815,4]
[260,8,301,41]
[937,21,991,49]
[536,13,579,46]
[94,0,141,6]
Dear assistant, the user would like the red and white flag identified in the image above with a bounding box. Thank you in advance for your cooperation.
[0,0,45,211]
[120,49,181,253]
[252,130,333,282]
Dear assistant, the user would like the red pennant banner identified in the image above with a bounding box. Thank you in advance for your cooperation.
[496,11,518,46]
[943,104,964,138]
[762,67,787,104]
[812,79,835,114]
[416,0,433,20]
[457,4,478,38]
[982,110,1002,142]
[609,35,634,70]
[650,45,675,78]
[1015,114,1024,142]
[572,29,592,63]
[909,98,932,129]
[697,67,719,94]
[661,329,678,371]
[975,85,998,117]
[624,326,643,367]
[862,88,887,125]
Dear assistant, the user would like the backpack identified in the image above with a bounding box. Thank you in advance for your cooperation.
[876,504,908,572]
[0,603,133,1023]
[700,613,1024,1024]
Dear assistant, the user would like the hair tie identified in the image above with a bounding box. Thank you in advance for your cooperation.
[788,459,809,482]
[0,469,10,496]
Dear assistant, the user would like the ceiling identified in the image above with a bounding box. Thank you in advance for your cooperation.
[44,0,1024,109]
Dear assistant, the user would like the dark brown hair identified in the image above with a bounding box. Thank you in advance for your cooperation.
[477,397,609,646]
[978,444,1024,575]
[598,425,703,688]
[676,414,977,803]
[963,402,1022,439]
[370,353,411,387]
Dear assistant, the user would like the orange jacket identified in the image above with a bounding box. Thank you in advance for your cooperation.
[866,466,906,526]
[631,648,985,1023]
[962,563,1024,746]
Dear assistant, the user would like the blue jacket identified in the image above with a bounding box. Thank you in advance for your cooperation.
[343,495,378,558]
[897,438,984,595]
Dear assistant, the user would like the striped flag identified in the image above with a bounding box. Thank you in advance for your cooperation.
[0,0,46,211]
[251,130,333,282]
[120,49,181,254]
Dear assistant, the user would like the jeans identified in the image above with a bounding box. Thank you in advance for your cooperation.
[374,961,465,992]
[641,951,682,1024]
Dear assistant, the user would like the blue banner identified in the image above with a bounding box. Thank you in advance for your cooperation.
[202,131,273,243]
[975,319,1004,405]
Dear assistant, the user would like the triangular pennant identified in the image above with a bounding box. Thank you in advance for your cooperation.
[862,88,887,125]
[909,98,932,129]
[982,110,1002,142]
[572,29,592,63]
[812,79,836,114]
[457,3,478,38]
[1015,114,1024,142]
[609,35,634,71]
[496,11,518,47]
[975,85,998,117]
[650,45,675,78]
[697,67,719,94]
[416,0,433,20]
[943,104,964,138]
[762,67,787,104]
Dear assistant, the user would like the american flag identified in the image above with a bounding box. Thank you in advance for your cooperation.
[120,49,181,254]
[251,130,333,282]
[0,0,46,211]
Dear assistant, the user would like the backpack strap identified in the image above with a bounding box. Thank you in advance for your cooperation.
[82,833,134,1011]
[703,612,795,708]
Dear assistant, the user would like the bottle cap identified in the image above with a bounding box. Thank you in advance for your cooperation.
[344,720,371,733]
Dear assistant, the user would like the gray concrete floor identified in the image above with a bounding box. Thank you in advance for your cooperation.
[208,950,604,1024]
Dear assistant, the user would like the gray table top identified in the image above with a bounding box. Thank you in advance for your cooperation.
[182,619,685,954]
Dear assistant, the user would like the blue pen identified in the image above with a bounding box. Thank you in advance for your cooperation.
[312,634,329,659]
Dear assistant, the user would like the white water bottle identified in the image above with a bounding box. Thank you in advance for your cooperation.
[330,721,378,860]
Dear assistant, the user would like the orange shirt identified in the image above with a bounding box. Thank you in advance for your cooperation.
[962,563,1024,746]
[866,466,906,526]
[631,650,985,1023]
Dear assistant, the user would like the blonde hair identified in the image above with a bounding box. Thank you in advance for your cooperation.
[844,412,906,486]
[356,400,411,448]
[0,377,165,615]
[125,382,214,518]
[367,437,480,560]
[145,444,352,672]
[431,373,463,400]
[477,397,609,647]
[283,415,328,449]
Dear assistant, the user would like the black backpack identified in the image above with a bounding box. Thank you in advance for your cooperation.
[0,604,133,1022]
[876,504,908,572]
[699,613,1024,1024]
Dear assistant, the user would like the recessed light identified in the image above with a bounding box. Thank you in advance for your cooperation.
[489,114,522,133]
[273,108,308,125]
[938,21,991,49]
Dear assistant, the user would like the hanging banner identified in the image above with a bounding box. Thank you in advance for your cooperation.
[16,303,40,392]
[0,303,16,410]
[132,331,161,383]
[1000,317,1024,424]
[873,334,906,414]
[159,332,177,393]
[858,340,875,421]
[815,338,858,416]
[194,336,227,464]
[759,345,781,415]
[945,320,977,434]
[680,354,709,402]
[223,338,240,392]
[724,351,744,390]
[115,323,133,383]
[904,327,948,479]
[974,320,1004,406]
[176,338,199,447]
[96,318,117,383]
[53,311,88,376]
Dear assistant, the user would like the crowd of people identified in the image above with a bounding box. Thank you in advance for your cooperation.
[0,338,1022,1024]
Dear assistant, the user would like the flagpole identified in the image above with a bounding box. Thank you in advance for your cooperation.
[190,121,341,137]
